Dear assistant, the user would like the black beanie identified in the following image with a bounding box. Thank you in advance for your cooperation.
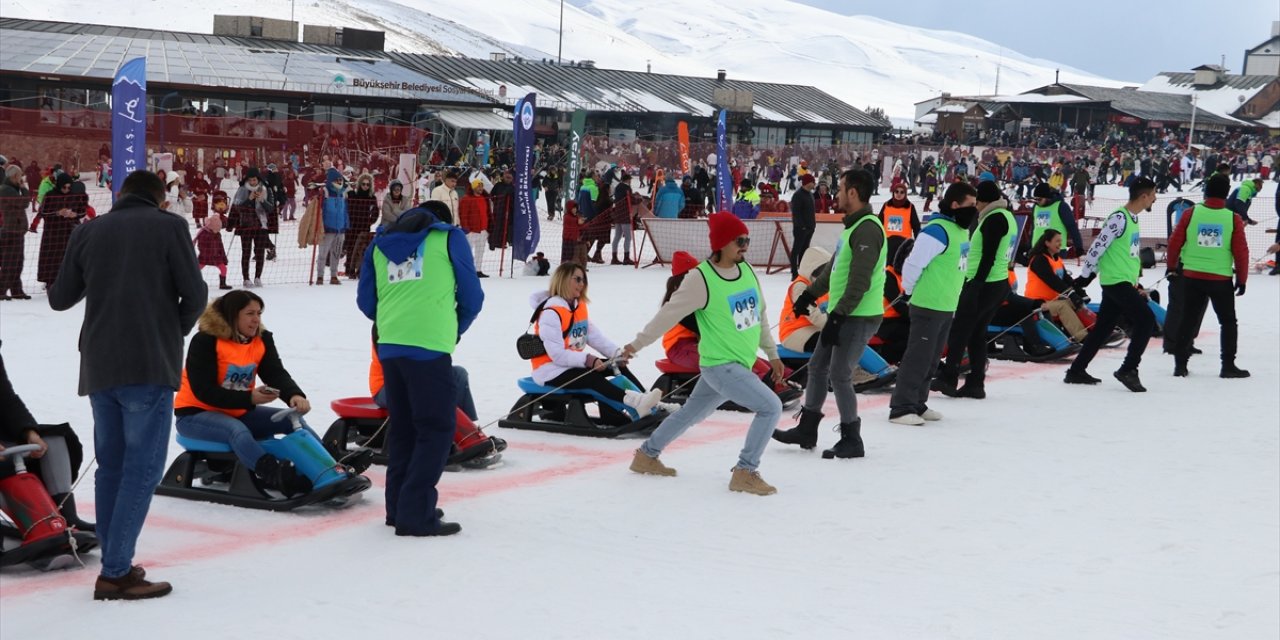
[245,167,261,181]
[976,180,1002,203]
[1205,174,1231,200]
[1033,183,1053,199]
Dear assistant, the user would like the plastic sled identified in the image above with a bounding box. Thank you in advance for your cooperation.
[0,445,97,571]
[322,398,503,471]
[777,345,897,392]
[156,410,372,512]
[986,318,1081,362]
[498,376,668,438]
[652,360,803,412]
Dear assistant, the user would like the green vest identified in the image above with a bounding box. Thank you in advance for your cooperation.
[372,231,458,354]
[966,207,1016,283]
[1180,204,1234,276]
[828,215,887,317]
[695,261,762,369]
[1030,203,1067,249]
[1098,208,1141,286]
[911,217,970,313]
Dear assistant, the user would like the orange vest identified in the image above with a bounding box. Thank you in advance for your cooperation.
[1025,253,1066,302]
[663,323,696,353]
[779,277,829,343]
[882,202,914,240]
[883,266,904,319]
[531,302,590,371]
[174,336,267,418]
[368,343,384,397]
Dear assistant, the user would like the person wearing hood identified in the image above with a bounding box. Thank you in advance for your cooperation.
[932,180,1016,400]
[37,172,85,288]
[343,173,378,280]
[380,179,412,228]
[230,167,276,288]
[730,179,760,220]
[887,182,978,425]
[653,177,685,219]
[775,169,885,460]
[1031,183,1084,257]
[356,201,482,537]
[317,167,349,285]
[528,262,662,414]
[0,165,32,299]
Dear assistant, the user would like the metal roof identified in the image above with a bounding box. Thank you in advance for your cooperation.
[1157,72,1277,92]
[0,17,369,56]
[1037,84,1241,127]
[386,53,889,130]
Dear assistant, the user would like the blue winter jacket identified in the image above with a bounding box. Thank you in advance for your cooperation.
[731,197,760,220]
[653,179,686,218]
[323,169,349,232]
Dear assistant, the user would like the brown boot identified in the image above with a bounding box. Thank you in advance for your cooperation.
[729,467,777,496]
[629,449,676,476]
[94,568,172,601]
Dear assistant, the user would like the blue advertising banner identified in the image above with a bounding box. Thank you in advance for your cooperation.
[111,57,147,199]
[715,109,731,212]
[512,93,539,262]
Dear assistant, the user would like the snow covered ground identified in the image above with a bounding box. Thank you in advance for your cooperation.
[0,185,1277,639]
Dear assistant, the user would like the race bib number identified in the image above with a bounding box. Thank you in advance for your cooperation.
[1196,223,1224,248]
[386,251,424,283]
[1129,232,1141,258]
[958,242,971,272]
[1035,210,1051,228]
[567,319,589,351]
[887,216,904,232]
[222,363,257,391]
[728,289,760,332]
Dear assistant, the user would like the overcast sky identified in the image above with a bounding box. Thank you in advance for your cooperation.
[795,1,1280,82]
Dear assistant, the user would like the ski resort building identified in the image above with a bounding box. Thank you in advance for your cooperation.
[0,17,888,167]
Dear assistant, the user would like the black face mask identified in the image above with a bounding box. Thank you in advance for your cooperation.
[950,205,979,228]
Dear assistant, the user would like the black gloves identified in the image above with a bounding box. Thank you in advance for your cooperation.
[821,313,845,347]
[1072,274,1095,290]
[1235,282,1246,297]
[792,291,817,317]
[1068,290,1086,309]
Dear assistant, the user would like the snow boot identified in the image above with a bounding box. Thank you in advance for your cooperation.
[1220,362,1251,379]
[93,572,173,601]
[253,454,312,498]
[771,408,822,450]
[1173,358,1189,377]
[623,389,662,416]
[52,493,94,532]
[217,276,232,291]
[610,249,622,265]
[822,419,865,459]
[629,449,676,476]
[728,467,776,496]
[1113,368,1146,393]
[930,367,958,395]
[623,252,634,265]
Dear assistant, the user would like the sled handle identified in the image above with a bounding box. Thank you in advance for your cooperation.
[269,407,304,430]
[0,444,44,472]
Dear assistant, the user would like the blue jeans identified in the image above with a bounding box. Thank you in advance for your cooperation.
[382,355,457,534]
[89,385,174,579]
[640,363,782,471]
[175,407,316,469]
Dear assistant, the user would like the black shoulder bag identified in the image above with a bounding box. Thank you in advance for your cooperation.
[516,300,571,360]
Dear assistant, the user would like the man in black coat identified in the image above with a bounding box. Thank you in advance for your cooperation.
[790,174,817,279]
[49,170,206,601]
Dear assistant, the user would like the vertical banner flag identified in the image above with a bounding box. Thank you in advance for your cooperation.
[562,109,586,212]
[677,120,691,176]
[512,93,539,262]
[111,57,147,199]
[715,109,731,212]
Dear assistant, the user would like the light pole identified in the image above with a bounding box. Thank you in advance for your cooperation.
[558,0,565,64]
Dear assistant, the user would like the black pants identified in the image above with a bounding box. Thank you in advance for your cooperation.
[0,231,25,295]
[791,226,813,279]
[991,294,1050,349]
[1071,283,1154,374]
[240,231,267,281]
[1162,275,1204,352]
[873,317,911,364]
[547,366,645,404]
[1171,278,1237,364]
[942,279,1011,386]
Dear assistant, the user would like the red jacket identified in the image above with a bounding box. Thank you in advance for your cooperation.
[1166,198,1248,284]
[458,193,489,233]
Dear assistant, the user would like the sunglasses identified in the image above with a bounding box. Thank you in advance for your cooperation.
[735,236,751,248]
[893,190,906,194]
[572,275,587,284]
[359,182,371,187]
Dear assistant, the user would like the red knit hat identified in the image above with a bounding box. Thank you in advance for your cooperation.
[708,211,749,252]
[671,251,699,277]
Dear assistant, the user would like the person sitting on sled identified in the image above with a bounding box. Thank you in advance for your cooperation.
[662,251,800,400]
[174,290,336,498]
[529,263,664,415]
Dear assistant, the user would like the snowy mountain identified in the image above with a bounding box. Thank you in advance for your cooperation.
[3,0,1130,119]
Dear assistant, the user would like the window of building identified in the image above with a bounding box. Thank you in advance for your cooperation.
[753,126,787,147]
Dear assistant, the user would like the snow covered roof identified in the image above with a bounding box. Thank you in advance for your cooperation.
[387,53,890,130]
[1141,72,1279,126]
[1024,83,1242,128]
[932,104,970,114]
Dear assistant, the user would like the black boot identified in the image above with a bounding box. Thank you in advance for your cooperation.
[822,419,865,459]
[1113,368,1146,392]
[218,276,232,291]
[952,378,986,399]
[1173,357,1189,377]
[771,408,822,450]
[52,493,94,532]
[930,366,958,395]
[1220,362,1251,378]
[611,250,622,265]
[253,454,313,498]
[623,252,633,265]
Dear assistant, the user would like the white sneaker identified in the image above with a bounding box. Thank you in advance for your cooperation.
[921,409,942,421]
[656,401,681,414]
[623,389,662,416]
[242,279,252,289]
[889,413,925,426]
[253,278,263,288]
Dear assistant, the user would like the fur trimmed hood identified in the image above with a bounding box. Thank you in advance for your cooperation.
[197,300,266,339]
